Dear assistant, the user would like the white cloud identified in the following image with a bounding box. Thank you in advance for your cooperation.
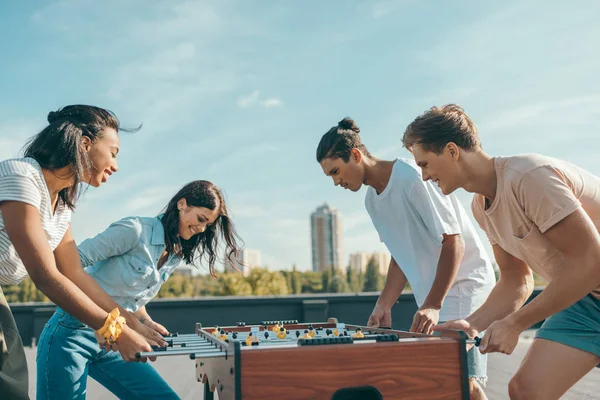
[237,91,260,108]
[261,98,284,108]
[237,91,284,109]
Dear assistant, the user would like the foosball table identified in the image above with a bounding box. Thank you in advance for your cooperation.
[137,318,475,400]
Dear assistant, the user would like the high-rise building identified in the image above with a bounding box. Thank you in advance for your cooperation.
[235,248,262,276]
[310,203,343,273]
[349,251,391,275]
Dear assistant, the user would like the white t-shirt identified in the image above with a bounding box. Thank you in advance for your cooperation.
[365,158,495,320]
[0,157,71,285]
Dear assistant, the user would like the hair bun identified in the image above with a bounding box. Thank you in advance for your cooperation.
[338,117,360,133]
[47,110,59,123]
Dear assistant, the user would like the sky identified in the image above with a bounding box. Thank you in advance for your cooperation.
[1,0,599,273]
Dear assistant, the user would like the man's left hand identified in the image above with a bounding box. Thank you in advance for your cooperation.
[479,317,521,355]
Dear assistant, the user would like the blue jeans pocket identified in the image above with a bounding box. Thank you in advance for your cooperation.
[56,308,88,330]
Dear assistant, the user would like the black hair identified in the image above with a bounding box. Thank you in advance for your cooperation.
[316,117,371,163]
[160,180,243,276]
[23,104,139,210]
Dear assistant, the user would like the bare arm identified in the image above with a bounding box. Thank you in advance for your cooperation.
[467,244,534,332]
[368,257,407,328]
[1,201,107,329]
[376,257,408,309]
[133,305,152,324]
[421,233,464,309]
[54,226,164,345]
[509,207,600,331]
[133,305,169,335]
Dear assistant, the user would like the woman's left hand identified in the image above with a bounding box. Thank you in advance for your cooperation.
[141,317,169,336]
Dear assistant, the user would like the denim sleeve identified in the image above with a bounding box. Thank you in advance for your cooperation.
[78,217,143,268]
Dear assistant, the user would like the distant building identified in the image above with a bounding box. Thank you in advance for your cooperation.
[349,251,391,275]
[310,203,344,273]
[235,248,262,276]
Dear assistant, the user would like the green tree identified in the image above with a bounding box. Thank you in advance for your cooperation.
[247,268,289,295]
[321,267,333,293]
[330,274,348,293]
[363,256,383,292]
[300,272,323,293]
[346,266,362,293]
[216,272,253,296]
[290,265,302,294]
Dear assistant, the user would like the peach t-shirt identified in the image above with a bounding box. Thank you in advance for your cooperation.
[471,154,600,299]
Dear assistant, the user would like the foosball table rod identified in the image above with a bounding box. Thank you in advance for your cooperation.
[135,347,226,359]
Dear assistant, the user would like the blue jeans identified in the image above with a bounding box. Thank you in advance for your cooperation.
[36,307,180,400]
[437,321,488,387]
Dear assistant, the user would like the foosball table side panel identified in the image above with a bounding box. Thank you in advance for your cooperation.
[239,340,467,400]
[195,343,242,400]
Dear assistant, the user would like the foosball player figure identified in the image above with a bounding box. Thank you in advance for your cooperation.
[212,325,220,335]
[245,333,254,346]
[353,327,365,339]
[277,327,287,339]
[308,325,315,338]
[302,329,312,339]
[217,330,228,341]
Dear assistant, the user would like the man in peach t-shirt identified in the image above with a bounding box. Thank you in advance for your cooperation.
[402,104,600,400]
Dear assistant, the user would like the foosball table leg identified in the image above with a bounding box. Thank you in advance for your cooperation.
[204,381,214,400]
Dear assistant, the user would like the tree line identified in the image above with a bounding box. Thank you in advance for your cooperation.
[3,256,392,303]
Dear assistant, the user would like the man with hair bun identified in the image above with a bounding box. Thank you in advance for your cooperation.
[404,104,600,400]
[316,117,495,399]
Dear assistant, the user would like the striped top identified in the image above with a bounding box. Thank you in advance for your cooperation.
[0,158,71,285]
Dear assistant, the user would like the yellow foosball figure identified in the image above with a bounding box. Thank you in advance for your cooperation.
[245,333,254,346]
[272,323,281,333]
[217,330,228,341]
[353,327,365,339]
[212,325,219,335]
[277,327,287,340]
[302,329,312,339]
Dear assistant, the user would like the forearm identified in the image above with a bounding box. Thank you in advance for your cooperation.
[133,306,153,323]
[62,267,142,327]
[376,260,407,309]
[422,235,464,309]
[32,271,107,330]
[467,275,533,332]
[510,256,600,330]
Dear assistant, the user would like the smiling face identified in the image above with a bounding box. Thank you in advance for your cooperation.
[81,127,120,187]
[411,143,463,195]
[177,198,220,240]
[320,150,366,192]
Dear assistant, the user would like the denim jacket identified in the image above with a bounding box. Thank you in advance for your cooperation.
[79,216,182,312]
